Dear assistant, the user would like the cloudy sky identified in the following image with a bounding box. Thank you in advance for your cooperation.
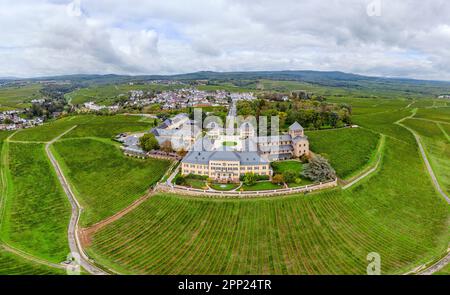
[1,0,450,80]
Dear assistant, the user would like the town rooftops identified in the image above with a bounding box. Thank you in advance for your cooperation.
[182,150,268,165]
[289,121,304,131]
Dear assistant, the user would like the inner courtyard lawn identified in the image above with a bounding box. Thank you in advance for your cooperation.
[306,128,380,179]
[0,143,70,263]
[52,138,171,227]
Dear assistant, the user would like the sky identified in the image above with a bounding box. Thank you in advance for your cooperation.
[1,0,450,80]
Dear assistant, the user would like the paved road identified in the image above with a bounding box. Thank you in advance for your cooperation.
[45,126,108,275]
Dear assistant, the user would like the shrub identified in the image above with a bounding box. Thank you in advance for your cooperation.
[243,173,258,186]
[174,175,186,185]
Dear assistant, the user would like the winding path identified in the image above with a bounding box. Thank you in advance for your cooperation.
[45,126,108,275]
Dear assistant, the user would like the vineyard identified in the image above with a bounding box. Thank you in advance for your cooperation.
[52,138,171,227]
[0,142,70,263]
[0,96,449,275]
[86,115,450,273]
[306,128,380,179]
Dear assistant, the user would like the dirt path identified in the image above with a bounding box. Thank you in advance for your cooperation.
[45,126,108,275]
[80,190,156,248]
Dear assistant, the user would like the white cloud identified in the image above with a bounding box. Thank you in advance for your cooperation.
[1,0,450,80]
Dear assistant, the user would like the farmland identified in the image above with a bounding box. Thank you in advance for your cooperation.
[0,84,42,111]
[307,128,380,179]
[52,138,171,226]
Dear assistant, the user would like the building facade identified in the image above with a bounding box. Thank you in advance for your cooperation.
[181,151,271,183]
[181,122,309,183]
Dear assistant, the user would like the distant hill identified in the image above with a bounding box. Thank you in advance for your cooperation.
[4,70,450,97]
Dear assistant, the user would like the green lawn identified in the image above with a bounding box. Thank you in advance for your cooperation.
[307,128,380,179]
[1,143,70,263]
[52,138,171,226]
[185,178,207,190]
[271,160,303,174]
[242,181,282,191]
[222,141,238,147]
[271,160,313,186]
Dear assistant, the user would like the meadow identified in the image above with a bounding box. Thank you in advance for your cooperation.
[52,138,171,226]
[0,143,70,263]
[306,128,380,179]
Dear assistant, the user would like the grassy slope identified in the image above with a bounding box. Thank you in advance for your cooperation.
[87,105,449,275]
[402,119,450,196]
[306,128,380,179]
[52,138,171,226]
[0,143,70,263]
[0,248,65,275]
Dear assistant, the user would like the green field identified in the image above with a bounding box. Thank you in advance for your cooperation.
[0,143,70,263]
[306,128,380,179]
[52,138,171,226]
[0,84,42,110]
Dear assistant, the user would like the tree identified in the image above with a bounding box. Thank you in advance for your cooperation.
[301,155,336,182]
[160,140,174,153]
[272,174,284,184]
[282,170,296,184]
[243,173,257,186]
[139,133,159,152]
